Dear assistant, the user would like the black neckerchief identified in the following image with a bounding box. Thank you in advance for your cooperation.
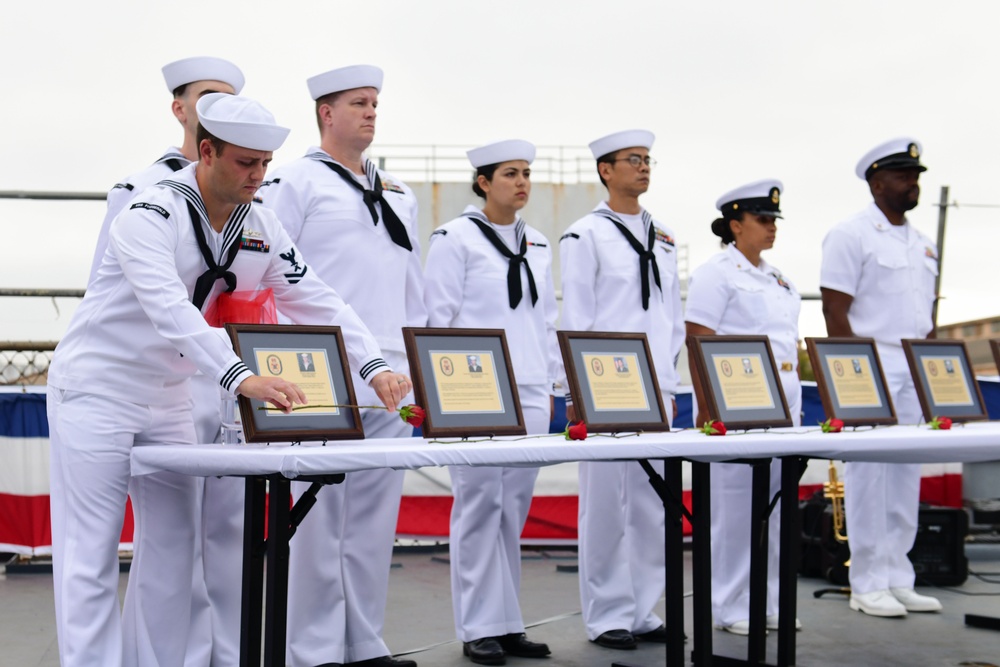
[464,212,538,309]
[597,207,661,310]
[312,155,413,252]
[160,179,248,310]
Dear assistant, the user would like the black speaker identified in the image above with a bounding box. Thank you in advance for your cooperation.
[908,507,968,586]
[800,499,968,586]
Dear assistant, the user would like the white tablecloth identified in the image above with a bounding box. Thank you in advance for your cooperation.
[131,423,1000,479]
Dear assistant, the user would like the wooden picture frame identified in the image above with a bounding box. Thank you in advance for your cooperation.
[990,339,1000,377]
[225,324,364,442]
[687,335,792,430]
[805,337,897,427]
[403,327,526,438]
[557,331,670,432]
[902,338,988,423]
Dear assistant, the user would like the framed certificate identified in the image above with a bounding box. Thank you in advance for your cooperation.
[225,324,363,442]
[902,338,988,423]
[403,327,525,438]
[557,331,669,432]
[687,335,792,430]
[991,339,1000,376]
[805,337,897,426]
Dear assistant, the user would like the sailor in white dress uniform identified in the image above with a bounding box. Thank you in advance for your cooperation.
[86,55,251,667]
[47,94,409,667]
[684,179,802,635]
[559,130,684,650]
[820,138,942,618]
[424,140,558,665]
[257,65,424,667]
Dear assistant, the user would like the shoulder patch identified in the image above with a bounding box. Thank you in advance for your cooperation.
[130,202,170,219]
[112,182,134,192]
[559,232,580,242]
[431,229,448,237]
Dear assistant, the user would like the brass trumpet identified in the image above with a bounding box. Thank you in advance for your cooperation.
[823,460,847,543]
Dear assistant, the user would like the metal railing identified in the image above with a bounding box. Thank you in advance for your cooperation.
[0,342,56,385]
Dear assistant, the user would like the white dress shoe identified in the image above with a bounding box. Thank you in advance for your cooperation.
[890,587,943,612]
[849,590,908,617]
[765,615,802,631]
[714,620,751,636]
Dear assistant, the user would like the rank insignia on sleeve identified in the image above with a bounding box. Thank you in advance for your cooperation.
[431,229,447,237]
[280,248,308,284]
[130,202,169,218]
[112,182,134,191]
[655,228,675,246]
[559,232,580,242]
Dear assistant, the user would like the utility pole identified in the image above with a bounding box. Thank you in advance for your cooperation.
[931,185,949,333]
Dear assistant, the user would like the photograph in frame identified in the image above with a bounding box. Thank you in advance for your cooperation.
[902,338,988,423]
[225,324,364,442]
[403,327,525,438]
[557,331,669,432]
[687,335,792,430]
[805,337,897,427]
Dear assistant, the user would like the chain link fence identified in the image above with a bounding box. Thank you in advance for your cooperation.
[0,342,56,385]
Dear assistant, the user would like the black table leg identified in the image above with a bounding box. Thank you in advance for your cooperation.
[264,476,292,667]
[777,457,801,667]
[747,461,770,663]
[240,476,266,667]
[690,461,713,667]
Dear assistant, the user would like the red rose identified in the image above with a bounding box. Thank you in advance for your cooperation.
[930,416,952,430]
[399,404,426,428]
[821,418,844,433]
[565,422,588,441]
[701,420,726,436]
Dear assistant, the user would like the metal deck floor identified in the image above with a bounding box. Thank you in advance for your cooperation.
[3,545,999,666]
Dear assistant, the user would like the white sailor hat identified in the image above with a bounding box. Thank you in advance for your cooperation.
[466,140,536,168]
[588,129,655,160]
[715,179,784,219]
[162,56,245,94]
[196,94,290,152]
[855,137,926,180]
[307,65,384,100]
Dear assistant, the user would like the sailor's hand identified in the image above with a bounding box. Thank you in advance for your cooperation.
[370,371,411,411]
[237,376,307,414]
[565,403,577,423]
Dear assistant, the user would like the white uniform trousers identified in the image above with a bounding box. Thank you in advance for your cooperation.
[286,386,413,666]
[185,377,244,667]
[709,370,802,626]
[48,385,199,667]
[578,391,673,639]
[449,385,548,642]
[845,358,921,594]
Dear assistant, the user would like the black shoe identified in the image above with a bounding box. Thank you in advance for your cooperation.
[345,657,417,667]
[592,629,637,650]
[636,625,687,643]
[497,633,551,658]
[463,637,506,665]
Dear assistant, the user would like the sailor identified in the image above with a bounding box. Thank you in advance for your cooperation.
[685,179,803,635]
[424,140,558,665]
[47,93,409,667]
[820,137,943,618]
[86,55,249,667]
[559,129,684,650]
[257,65,424,667]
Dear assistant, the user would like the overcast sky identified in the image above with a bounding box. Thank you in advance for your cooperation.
[3,1,999,341]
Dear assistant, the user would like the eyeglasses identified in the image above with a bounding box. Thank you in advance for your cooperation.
[612,155,656,169]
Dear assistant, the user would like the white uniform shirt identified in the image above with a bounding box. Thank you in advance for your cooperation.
[49,164,386,406]
[258,148,427,357]
[424,206,560,388]
[89,148,191,284]
[559,202,684,394]
[685,244,801,369]
[820,202,938,357]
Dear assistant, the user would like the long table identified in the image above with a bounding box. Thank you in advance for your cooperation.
[131,423,1000,667]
